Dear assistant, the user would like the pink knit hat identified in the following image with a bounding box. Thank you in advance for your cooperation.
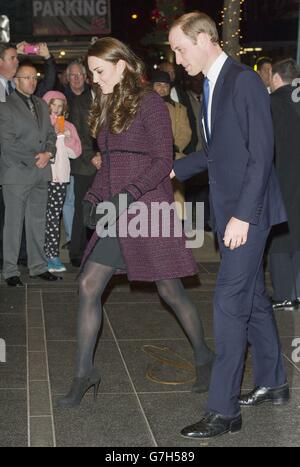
[43,90,67,104]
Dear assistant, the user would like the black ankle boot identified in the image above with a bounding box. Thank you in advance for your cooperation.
[57,369,101,408]
[192,359,214,393]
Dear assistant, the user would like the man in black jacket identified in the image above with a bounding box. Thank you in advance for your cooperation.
[269,58,300,310]
[68,88,99,267]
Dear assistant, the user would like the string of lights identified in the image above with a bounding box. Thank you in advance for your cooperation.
[220,0,245,58]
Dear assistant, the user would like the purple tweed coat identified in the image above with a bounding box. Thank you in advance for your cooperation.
[82,91,198,281]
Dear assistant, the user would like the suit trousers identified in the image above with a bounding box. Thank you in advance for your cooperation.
[0,186,28,266]
[0,186,4,264]
[62,176,75,242]
[269,252,300,301]
[2,182,48,279]
[206,225,287,416]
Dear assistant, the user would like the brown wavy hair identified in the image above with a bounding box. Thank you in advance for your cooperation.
[88,37,150,136]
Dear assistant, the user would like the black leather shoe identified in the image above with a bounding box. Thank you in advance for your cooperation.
[30,271,62,281]
[181,412,242,439]
[272,299,299,311]
[239,383,290,407]
[6,276,24,287]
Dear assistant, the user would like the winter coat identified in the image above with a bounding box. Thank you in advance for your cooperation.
[82,91,198,281]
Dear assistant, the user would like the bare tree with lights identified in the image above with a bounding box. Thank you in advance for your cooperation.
[221,0,244,60]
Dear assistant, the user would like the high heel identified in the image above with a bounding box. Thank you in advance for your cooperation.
[57,369,101,408]
[191,358,214,394]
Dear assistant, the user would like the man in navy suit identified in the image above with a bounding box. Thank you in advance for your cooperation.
[169,12,289,439]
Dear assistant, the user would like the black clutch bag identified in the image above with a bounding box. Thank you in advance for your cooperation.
[83,201,98,230]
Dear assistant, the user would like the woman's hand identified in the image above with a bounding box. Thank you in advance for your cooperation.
[91,152,102,170]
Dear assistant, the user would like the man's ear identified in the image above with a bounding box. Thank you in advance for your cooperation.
[197,32,209,48]
[273,72,282,86]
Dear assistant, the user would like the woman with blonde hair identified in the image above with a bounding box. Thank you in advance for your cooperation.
[58,37,214,408]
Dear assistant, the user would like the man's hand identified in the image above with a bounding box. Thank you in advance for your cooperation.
[223,217,249,250]
[91,152,102,170]
[16,41,27,55]
[38,43,51,59]
[35,152,51,169]
[170,169,176,179]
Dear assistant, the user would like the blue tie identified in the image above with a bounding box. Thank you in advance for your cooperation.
[6,80,14,95]
[203,77,210,143]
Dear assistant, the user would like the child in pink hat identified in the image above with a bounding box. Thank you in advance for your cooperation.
[43,91,82,273]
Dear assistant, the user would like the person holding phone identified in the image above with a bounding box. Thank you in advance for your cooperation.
[16,41,57,97]
[42,91,82,273]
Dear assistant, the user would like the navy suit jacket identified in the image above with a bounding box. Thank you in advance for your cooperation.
[174,57,287,234]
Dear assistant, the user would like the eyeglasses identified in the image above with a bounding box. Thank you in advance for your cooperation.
[15,76,38,81]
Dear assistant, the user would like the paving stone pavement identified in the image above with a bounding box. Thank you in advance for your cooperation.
[0,234,299,447]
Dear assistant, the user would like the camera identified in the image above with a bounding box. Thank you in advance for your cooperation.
[24,44,39,55]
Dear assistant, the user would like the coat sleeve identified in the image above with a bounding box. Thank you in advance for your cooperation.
[69,96,97,166]
[173,149,208,182]
[64,121,82,157]
[124,92,174,200]
[232,70,275,224]
[35,56,57,97]
[0,102,15,149]
[173,104,192,153]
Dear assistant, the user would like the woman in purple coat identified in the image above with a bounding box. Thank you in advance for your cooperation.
[58,38,214,408]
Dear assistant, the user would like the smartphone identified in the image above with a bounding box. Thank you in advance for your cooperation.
[24,44,39,55]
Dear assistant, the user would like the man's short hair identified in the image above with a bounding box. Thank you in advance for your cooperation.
[0,43,15,60]
[16,61,36,75]
[171,11,219,45]
[256,57,272,71]
[272,58,300,84]
[66,60,87,78]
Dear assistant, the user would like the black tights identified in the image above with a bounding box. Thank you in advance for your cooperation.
[75,261,213,378]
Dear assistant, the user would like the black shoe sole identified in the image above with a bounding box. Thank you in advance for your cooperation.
[180,426,242,440]
[240,397,290,407]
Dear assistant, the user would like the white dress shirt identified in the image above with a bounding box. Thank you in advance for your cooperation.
[204,51,228,134]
